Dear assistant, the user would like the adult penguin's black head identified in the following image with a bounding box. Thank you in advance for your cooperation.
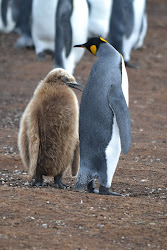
[74,37,108,56]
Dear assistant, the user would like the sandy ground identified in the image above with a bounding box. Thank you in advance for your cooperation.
[0,0,167,249]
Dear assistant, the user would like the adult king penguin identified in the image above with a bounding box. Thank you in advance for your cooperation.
[74,37,131,195]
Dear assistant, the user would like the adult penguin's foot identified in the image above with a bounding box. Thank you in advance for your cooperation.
[87,180,99,194]
[36,52,45,61]
[99,185,123,196]
[125,61,140,69]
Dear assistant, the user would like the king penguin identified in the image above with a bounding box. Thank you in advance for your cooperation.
[31,0,58,59]
[108,0,147,67]
[0,0,16,33]
[74,37,131,195]
[14,0,33,48]
[87,0,113,38]
[54,0,88,74]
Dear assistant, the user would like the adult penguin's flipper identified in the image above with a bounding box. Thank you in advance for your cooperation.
[108,85,131,154]
[55,0,73,66]
[123,0,134,38]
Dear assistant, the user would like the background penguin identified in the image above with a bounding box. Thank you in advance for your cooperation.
[14,0,33,49]
[122,0,147,64]
[54,0,88,74]
[18,68,83,187]
[87,0,113,38]
[131,0,147,51]
[108,0,132,63]
[0,0,16,33]
[31,0,58,60]
[108,0,147,66]
[74,37,131,195]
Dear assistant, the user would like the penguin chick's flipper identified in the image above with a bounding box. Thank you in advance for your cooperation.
[108,85,131,154]
[99,185,123,196]
[53,174,70,189]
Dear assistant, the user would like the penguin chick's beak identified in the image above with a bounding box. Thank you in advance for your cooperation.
[67,82,84,92]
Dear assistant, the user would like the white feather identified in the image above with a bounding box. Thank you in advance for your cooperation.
[87,0,113,38]
[105,57,129,188]
[31,0,58,55]
[105,116,121,188]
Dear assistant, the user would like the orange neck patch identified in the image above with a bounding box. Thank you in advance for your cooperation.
[100,37,107,43]
[90,45,97,56]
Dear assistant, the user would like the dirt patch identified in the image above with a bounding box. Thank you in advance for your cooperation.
[0,1,167,249]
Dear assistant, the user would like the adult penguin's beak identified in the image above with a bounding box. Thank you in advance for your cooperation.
[74,43,86,48]
[67,82,84,92]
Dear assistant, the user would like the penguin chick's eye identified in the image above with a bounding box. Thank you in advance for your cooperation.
[62,76,69,83]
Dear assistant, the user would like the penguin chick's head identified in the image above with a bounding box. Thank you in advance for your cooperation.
[44,68,84,92]
[74,37,107,56]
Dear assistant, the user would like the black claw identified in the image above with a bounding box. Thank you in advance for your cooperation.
[87,180,95,193]
[87,180,99,194]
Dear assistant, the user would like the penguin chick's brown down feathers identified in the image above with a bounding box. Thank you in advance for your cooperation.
[18,68,80,187]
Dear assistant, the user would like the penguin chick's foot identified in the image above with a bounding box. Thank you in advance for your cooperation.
[32,177,45,187]
[53,175,70,189]
[99,185,123,196]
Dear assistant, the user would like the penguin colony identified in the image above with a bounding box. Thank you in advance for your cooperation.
[0,0,147,73]
[1,0,143,194]
[18,68,82,187]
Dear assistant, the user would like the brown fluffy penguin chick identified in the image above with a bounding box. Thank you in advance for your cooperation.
[18,68,80,188]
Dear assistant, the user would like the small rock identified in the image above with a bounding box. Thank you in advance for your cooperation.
[42,224,47,228]
[100,224,104,228]
[24,181,29,186]
[141,179,147,182]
